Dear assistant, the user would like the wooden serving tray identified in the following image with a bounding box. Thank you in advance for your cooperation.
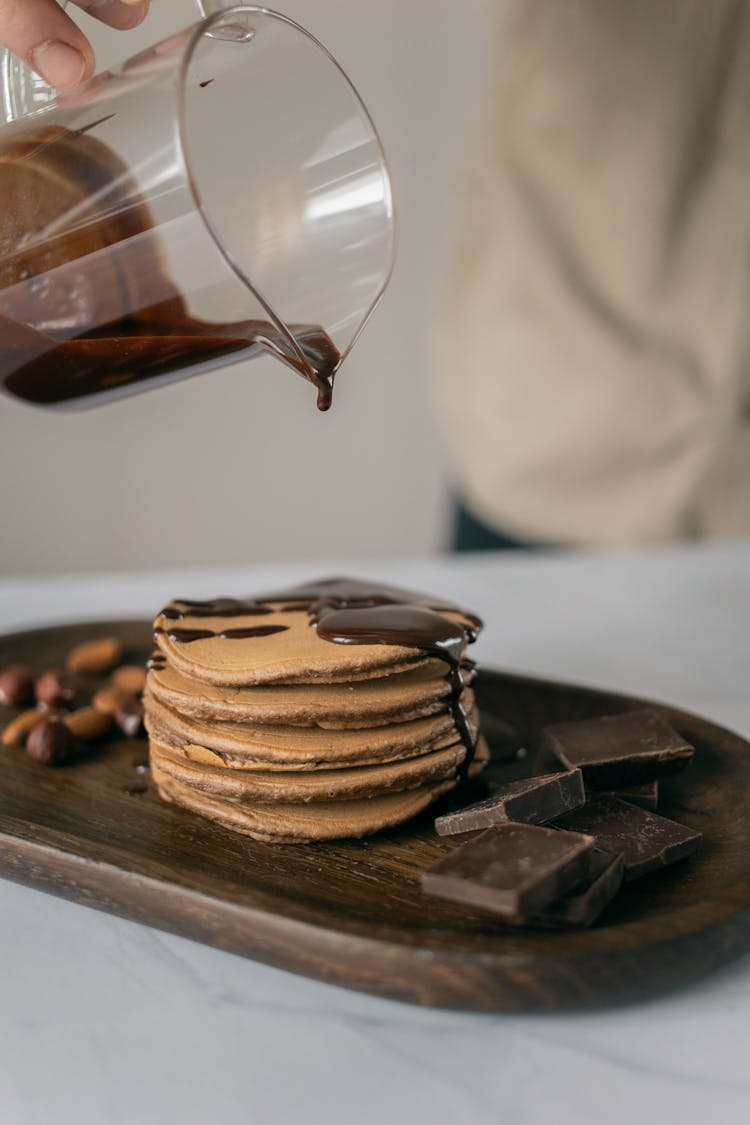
[1,620,749,1012]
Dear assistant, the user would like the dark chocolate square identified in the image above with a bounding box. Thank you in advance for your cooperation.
[421,823,594,923]
[542,709,694,788]
[532,848,625,929]
[434,769,585,835]
[554,796,702,881]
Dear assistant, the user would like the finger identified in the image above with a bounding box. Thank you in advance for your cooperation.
[0,0,95,89]
[70,0,149,32]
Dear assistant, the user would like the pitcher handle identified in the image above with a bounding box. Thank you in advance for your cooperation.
[0,0,227,124]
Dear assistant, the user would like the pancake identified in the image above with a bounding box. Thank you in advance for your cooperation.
[153,602,476,687]
[144,689,477,769]
[151,760,455,843]
[145,577,486,843]
[149,735,489,803]
[147,659,472,728]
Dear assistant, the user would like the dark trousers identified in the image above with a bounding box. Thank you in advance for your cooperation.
[451,501,537,552]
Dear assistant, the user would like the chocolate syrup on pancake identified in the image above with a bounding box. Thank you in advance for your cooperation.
[151,579,483,779]
[164,598,275,619]
[220,626,288,640]
[312,601,478,776]
[158,627,215,644]
[155,624,288,643]
[245,578,483,775]
[256,577,483,634]
[0,123,340,411]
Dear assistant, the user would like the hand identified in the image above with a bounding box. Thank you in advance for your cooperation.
[0,0,150,91]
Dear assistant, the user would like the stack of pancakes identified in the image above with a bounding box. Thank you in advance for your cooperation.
[144,579,488,842]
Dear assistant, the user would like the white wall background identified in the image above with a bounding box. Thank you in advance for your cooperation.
[0,0,494,575]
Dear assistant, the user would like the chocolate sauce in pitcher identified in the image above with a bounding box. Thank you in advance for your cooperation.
[0,121,341,410]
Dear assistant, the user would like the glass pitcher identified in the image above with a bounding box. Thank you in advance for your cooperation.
[0,3,394,411]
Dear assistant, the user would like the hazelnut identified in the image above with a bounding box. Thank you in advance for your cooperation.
[26,718,73,766]
[35,669,76,709]
[0,665,36,707]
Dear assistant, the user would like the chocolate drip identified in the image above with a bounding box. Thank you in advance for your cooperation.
[311,604,467,665]
[164,598,275,620]
[163,627,216,643]
[255,577,482,634]
[302,584,482,779]
[219,626,288,640]
[155,624,288,644]
[199,79,214,88]
[146,648,167,672]
[446,668,476,774]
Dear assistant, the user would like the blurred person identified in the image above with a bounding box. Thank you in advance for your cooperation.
[437,0,750,550]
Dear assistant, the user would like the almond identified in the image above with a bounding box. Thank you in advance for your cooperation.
[110,664,146,695]
[63,707,112,742]
[1,708,45,747]
[92,685,134,716]
[66,637,123,675]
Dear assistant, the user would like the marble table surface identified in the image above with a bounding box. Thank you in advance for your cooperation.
[1,542,749,1125]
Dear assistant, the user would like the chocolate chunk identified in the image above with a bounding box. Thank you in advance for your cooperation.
[608,781,659,811]
[434,769,585,835]
[555,796,701,881]
[532,848,625,929]
[542,709,694,788]
[421,823,594,923]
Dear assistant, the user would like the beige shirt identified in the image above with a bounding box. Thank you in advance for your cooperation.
[436,0,750,544]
